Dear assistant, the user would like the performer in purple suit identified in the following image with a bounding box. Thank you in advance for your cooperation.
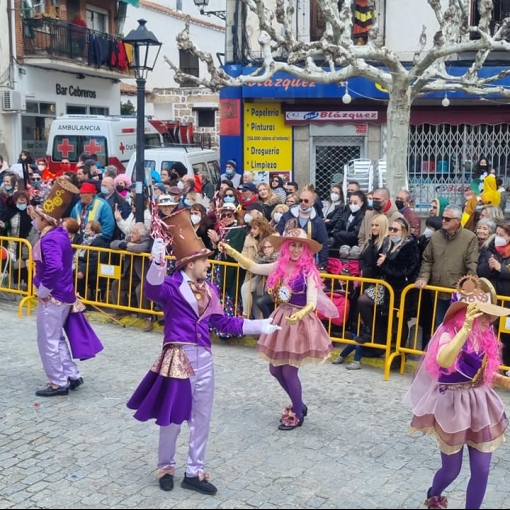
[127,209,280,495]
[32,177,103,397]
[404,276,510,509]
[220,228,338,431]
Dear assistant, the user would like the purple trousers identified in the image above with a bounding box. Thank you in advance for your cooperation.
[36,301,81,388]
[158,345,214,477]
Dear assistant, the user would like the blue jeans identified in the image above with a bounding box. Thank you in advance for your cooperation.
[340,343,363,362]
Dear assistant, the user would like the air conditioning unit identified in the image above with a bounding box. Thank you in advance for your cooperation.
[2,90,26,112]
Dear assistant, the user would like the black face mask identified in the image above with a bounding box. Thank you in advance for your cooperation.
[479,164,488,172]
[116,185,125,192]
[395,199,405,210]
[372,200,383,211]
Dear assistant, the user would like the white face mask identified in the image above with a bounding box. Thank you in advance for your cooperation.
[177,180,185,190]
[244,213,253,225]
[330,193,340,203]
[37,164,45,171]
[190,214,201,225]
[349,203,361,213]
[423,227,434,239]
[273,212,283,223]
[495,235,508,247]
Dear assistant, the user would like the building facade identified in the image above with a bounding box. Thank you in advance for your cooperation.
[220,0,510,210]
[0,0,137,163]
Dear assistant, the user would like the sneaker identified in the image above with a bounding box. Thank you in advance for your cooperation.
[346,361,362,370]
[331,354,344,365]
[142,319,154,333]
[181,473,217,495]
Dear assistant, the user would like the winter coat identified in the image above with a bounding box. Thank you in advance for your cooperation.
[477,240,510,298]
[331,207,366,248]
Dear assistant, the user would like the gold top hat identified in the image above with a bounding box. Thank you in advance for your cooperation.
[36,177,79,224]
[162,208,213,270]
[268,228,322,254]
[442,275,510,324]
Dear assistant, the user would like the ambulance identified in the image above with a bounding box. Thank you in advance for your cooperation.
[46,115,165,174]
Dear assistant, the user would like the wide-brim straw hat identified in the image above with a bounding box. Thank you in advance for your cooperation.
[443,275,510,324]
[268,228,322,254]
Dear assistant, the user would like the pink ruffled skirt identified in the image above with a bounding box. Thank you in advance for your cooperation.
[257,303,332,367]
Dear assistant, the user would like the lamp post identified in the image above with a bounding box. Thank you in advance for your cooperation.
[122,19,162,222]
[193,0,226,21]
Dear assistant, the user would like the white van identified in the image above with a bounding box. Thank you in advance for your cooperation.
[46,115,165,174]
[125,147,221,187]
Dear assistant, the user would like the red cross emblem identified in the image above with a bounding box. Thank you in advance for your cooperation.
[119,142,125,154]
[84,139,103,155]
[57,138,74,158]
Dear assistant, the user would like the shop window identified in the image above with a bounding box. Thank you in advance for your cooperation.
[67,105,87,114]
[90,107,109,115]
[471,0,510,38]
[196,109,216,128]
[22,101,56,160]
[179,50,199,87]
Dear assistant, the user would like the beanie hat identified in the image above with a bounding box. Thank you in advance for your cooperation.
[80,182,98,194]
[226,160,236,170]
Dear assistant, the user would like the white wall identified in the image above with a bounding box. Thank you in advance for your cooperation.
[123,2,225,91]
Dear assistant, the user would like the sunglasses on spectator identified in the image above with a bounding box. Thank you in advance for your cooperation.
[431,205,438,209]
[220,213,234,219]
[299,198,310,204]
[388,226,401,232]
[225,193,235,197]
[31,177,42,182]
[442,216,459,222]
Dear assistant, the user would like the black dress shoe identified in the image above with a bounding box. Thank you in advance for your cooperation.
[69,377,84,390]
[35,385,69,397]
[158,474,174,491]
[181,474,217,495]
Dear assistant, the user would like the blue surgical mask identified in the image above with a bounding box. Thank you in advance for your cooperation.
[4,185,12,191]
[184,198,191,206]
[100,187,109,195]
[224,196,235,204]
[392,236,401,243]
[367,199,373,208]
[300,206,313,213]
[16,203,27,211]
[33,181,41,188]
[225,169,234,176]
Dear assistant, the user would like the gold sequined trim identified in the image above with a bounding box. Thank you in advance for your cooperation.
[150,344,195,379]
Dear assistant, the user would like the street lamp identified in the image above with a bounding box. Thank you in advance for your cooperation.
[122,19,162,222]
[193,0,226,21]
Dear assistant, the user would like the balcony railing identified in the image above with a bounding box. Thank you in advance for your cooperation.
[22,17,131,74]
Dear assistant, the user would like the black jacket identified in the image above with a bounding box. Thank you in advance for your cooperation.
[331,208,366,248]
[477,240,510,298]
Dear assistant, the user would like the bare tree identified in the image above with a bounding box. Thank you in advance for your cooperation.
[166,0,510,195]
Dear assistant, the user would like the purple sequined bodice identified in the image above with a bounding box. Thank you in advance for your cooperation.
[287,274,307,307]
[438,343,485,384]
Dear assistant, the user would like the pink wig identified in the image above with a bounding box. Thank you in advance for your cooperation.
[114,173,132,187]
[267,240,323,290]
[424,307,502,383]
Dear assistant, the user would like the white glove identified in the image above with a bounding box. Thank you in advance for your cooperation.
[242,317,282,335]
[151,238,166,265]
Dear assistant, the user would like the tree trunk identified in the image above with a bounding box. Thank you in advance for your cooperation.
[385,85,412,198]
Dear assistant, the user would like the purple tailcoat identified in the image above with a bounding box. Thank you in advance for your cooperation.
[33,226,75,303]
[127,270,245,425]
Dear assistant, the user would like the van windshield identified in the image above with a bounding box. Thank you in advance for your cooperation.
[52,136,107,166]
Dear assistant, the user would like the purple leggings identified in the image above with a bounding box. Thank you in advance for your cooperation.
[430,446,492,509]
[268,364,303,418]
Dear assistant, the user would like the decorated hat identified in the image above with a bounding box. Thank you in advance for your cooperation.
[219,202,239,213]
[443,275,510,324]
[162,208,213,270]
[268,228,322,254]
[36,177,79,224]
[157,194,180,207]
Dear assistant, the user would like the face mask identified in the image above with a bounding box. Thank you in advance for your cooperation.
[177,180,185,190]
[16,203,27,211]
[475,205,483,211]
[223,196,235,204]
[346,192,352,199]
[116,185,125,192]
[244,213,253,224]
[392,236,401,243]
[367,199,373,208]
[37,165,45,171]
[273,212,283,223]
[100,187,109,195]
[349,204,361,213]
[330,193,340,203]
[33,181,41,188]
[183,198,191,206]
[495,235,508,247]
[423,227,434,238]
[225,169,234,176]
[3,185,12,191]
[479,164,488,171]
[395,200,405,210]
[83,232,92,240]
[372,200,383,211]
[300,206,313,213]
[190,213,201,225]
